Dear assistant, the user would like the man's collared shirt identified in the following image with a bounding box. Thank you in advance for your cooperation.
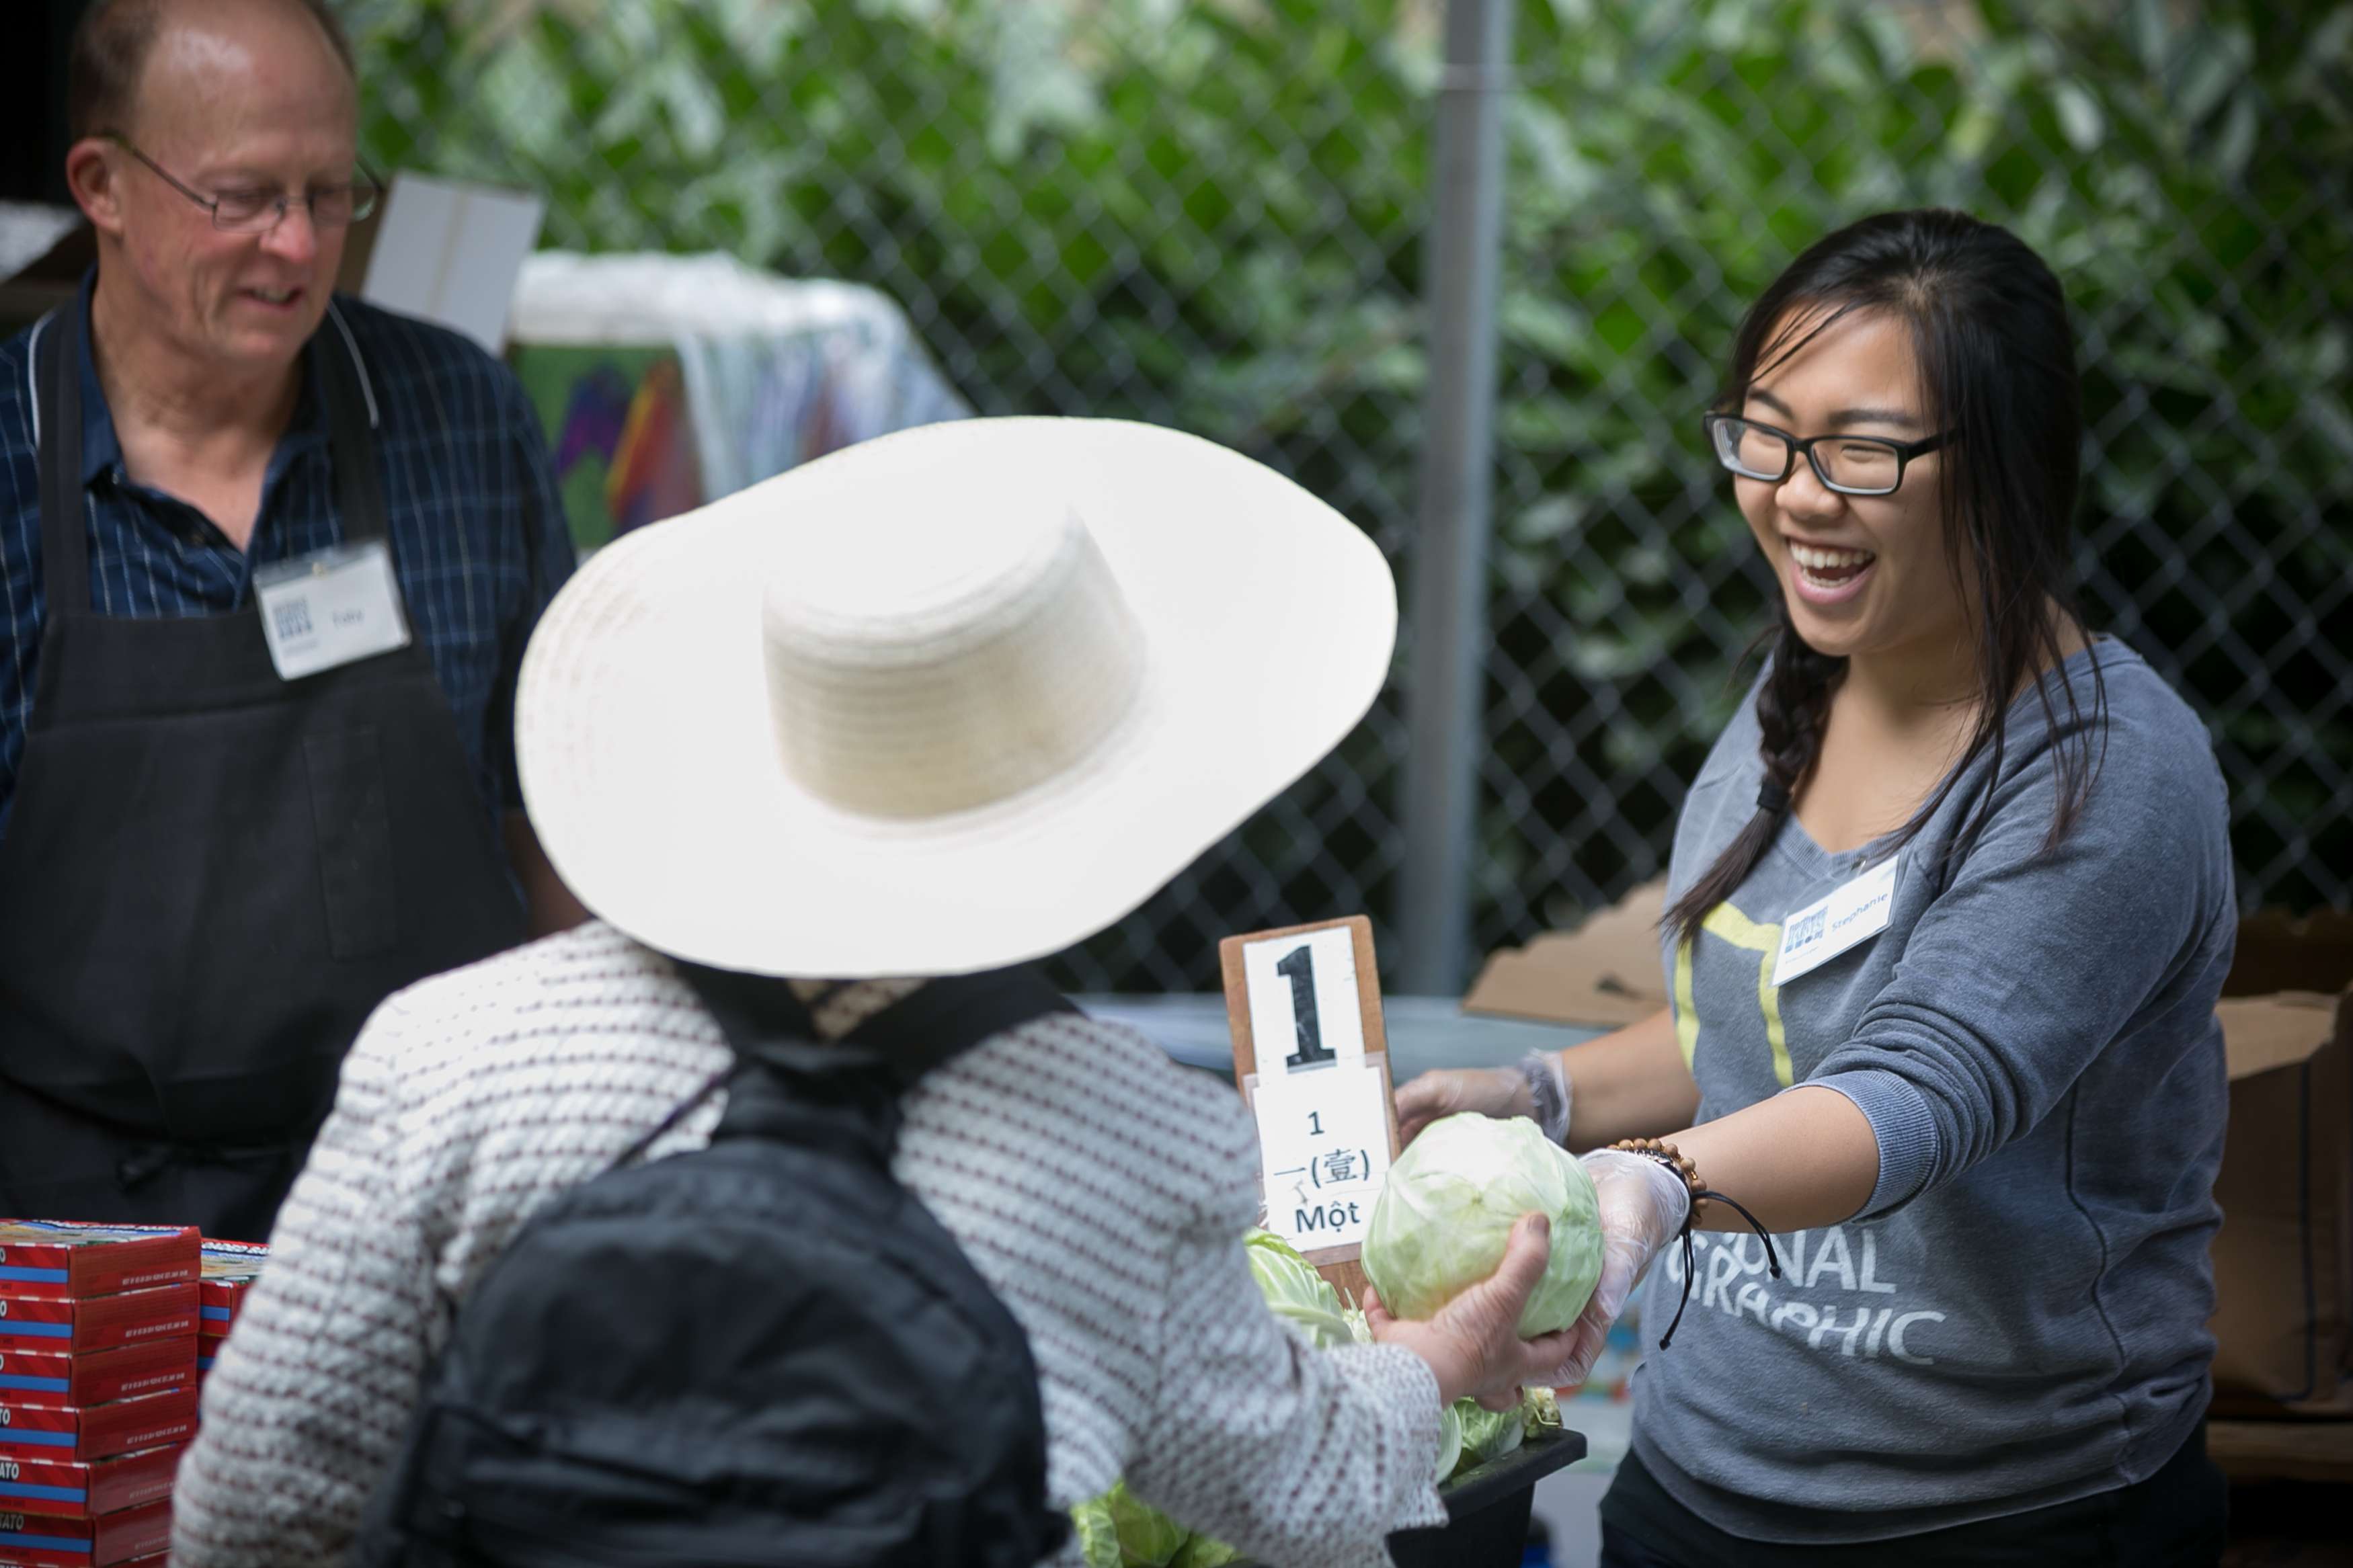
[0,283,577,839]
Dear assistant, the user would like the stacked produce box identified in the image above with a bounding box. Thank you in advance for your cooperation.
[0,1225,202,1568]
[196,1241,267,1387]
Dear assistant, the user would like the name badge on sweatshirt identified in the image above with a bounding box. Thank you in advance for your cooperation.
[1773,856,1900,988]
[253,541,412,681]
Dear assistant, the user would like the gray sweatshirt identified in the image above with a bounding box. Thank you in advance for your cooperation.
[1632,638,2235,1542]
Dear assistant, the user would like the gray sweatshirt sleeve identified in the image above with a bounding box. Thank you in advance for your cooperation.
[1805,695,2233,1218]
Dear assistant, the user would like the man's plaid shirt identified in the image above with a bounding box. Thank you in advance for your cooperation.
[0,279,576,840]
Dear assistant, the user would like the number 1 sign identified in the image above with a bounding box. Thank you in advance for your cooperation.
[1220,916,1402,1294]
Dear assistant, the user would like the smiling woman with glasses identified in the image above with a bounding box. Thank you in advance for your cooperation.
[1398,209,2235,1568]
[99,131,381,232]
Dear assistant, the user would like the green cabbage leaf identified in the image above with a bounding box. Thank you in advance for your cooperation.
[1449,1399,1525,1475]
[1241,1228,1356,1351]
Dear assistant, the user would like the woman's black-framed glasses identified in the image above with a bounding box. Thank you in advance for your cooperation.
[1702,411,1948,497]
[102,132,382,234]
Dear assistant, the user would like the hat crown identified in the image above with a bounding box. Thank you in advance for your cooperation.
[760,509,1145,819]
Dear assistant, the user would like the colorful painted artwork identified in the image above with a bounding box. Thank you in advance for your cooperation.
[512,345,703,554]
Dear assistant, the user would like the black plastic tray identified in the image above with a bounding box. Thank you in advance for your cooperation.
[1233,1426,1589,1568]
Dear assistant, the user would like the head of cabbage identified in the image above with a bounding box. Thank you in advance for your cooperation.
[1071,1481,1191,1568]
[1242,1229,1356,1351]
[1451,1399,1524,1474]
[1361,1112,1604,1337]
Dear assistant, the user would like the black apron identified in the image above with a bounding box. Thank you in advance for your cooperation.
[0,308,526,1241]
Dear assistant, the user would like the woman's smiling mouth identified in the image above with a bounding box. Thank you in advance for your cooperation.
[1786,538,1878,604]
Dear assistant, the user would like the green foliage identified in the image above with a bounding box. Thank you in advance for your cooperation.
[346,0,2352,982]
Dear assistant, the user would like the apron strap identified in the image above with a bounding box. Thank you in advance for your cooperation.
[315,304,391,546]
[34,310,92,614]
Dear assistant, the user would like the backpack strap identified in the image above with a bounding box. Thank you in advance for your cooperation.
[839,967,1080,1087]
[601,1060,735,1175]
[668,964,1080,1152]
[598,977,838,1176]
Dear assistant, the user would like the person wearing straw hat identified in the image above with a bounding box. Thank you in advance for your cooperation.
[170,416,1581,1568]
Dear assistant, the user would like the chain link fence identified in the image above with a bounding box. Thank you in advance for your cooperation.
[348,0,2352,993]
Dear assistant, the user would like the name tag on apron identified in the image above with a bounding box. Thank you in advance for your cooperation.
[253,542,413,681]
[1772,855,1900,987]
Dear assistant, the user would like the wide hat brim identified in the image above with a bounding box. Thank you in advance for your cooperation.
[516,417,1398,978]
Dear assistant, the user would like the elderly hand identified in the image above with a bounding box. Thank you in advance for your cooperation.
[1544,1149,1691,1390]
[1393,1065,1529,1147]
[1363,1213,1581,1411]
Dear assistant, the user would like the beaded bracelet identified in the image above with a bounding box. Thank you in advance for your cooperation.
[1603,1136,1783,1349]
[1605,1136,1707,1221]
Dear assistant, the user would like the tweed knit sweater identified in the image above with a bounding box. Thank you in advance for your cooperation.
[169,922,1448,1567]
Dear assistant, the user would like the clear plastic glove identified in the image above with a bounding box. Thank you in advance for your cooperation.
[1542,1149,1691,1389]
[1365,1213,1581,1411]
[1393,1065,1527,1146]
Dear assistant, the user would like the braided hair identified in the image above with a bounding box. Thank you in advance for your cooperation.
[1665,210,2106,944]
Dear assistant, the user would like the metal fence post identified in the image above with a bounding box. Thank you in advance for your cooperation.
[1398,0,1515,997]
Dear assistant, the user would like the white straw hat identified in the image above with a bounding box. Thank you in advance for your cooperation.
[516,417,1397,978]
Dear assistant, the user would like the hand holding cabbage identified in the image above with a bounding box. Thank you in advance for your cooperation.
[1356,1112,1606,1406]
[1071,1227,1576,1565]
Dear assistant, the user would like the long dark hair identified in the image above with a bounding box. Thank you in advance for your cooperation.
[1665,208,2106,944]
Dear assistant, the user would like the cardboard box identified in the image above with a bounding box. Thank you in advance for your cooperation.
[0,1288,198,1357]
[0,1227,199,1303]
[0,1389,198,1465]
[0,1444,184,1521]
[2207,909,2353,1417]
[197,1239,266,1337]
[1463,888,2353,1418]
[0,1497,170,1565]
[0,1339,194,1410]
[1463,880,1669,1028]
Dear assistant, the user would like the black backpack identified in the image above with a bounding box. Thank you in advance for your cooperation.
[354,965,1078,1568]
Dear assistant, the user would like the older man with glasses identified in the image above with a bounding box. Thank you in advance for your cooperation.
[0,0,585,1243]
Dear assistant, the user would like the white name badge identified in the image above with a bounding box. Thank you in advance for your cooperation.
[1772,855,1901,988]
[253,542,413,681]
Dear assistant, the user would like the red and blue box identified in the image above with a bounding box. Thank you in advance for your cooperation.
[0,1447,182,1521]
[0,1342,192,1411]
[0,1388,198,1466]
[0,1496,171,1565]
[0,1290,199,1359]
[197,1239,265,1344]
[0,1229,197,1305]
[0,1223,202,1555]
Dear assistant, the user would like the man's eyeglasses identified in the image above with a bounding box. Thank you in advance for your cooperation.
[102,133,382,234]
[1702,411,1949,498]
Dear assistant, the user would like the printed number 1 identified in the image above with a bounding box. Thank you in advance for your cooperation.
[1308,1112,1325,1136]
[1276,944,1334,1069]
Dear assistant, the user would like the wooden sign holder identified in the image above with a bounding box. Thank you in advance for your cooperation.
[1219,914,1404,1304]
